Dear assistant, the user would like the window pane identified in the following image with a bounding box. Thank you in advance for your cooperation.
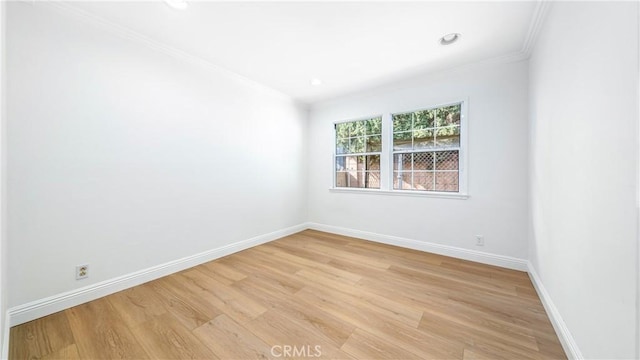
[354,155,381,171]
[336,138,349,154]
[344,156,358,171]
[366,155,381,171]
[435,135,460,148]
[436,151,459,170]
[413,129,434,149]
[336,123,350,139]
[393,104,462,147]
[350,121,365,137]
[435,172,459,192]
[393,153,412,171]
[435,126,460,148]
[340,155,381,189]
[348,170,362,188]
[335,156,346,171]
[365,117,382,135]
[393,171,410,190]
[337,169,379,189]
[336,117,382,155]
[336,171,348,187]
[391,151,460,192]
[350,138,365,153]
[393,131,412,151]
[335,116,382,189]
[392,114,412,133]
[413,109,435,130]
[435,126,459,136]
[336,155,384,184]
[413,172,435,191]
[439,104,461,126]
[435,105,461,127]
[355,155,365,171]
[366,135,382,152]
[346,121,356,137]
[365,171,381,189]
[413,152,434,171]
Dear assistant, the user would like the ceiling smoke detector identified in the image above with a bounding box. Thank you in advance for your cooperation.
[440,33,461,46]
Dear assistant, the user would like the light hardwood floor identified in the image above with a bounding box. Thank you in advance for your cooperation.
[9,230,566,359]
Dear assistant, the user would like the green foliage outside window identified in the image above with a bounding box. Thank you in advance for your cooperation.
[393,104,461,149]
[336,117,382,154]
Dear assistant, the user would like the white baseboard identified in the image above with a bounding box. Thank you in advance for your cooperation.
[6,223,307,327]
[306,222,528,271]
[308,224,583,357]
[527,261,583,360]
[7,222,581,360]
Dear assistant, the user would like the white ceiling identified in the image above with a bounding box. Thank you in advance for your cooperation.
[67,1,540,104]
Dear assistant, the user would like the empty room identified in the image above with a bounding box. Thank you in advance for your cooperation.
[0,0,638,359]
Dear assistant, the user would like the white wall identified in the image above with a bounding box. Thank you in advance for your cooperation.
[529,2,639,359]
[5,2,639,358]
[6,2,307,308]
[308,60,530,260]
[0,0,6,356]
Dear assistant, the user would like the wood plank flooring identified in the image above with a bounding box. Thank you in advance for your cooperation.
[9,230,566,359]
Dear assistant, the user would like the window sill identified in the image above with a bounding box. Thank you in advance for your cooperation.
[328,187,469,200]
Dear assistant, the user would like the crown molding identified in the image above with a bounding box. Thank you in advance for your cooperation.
[29,1,549,107]
[312,49,530,108]
[39,1,293,102]
[522,0,552,57]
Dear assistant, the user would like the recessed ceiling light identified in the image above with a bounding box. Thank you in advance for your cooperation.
[164,0,188,10]
[310,78,323,86]
[440,33,461,46]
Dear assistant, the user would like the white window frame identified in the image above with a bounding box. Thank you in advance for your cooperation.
[331,100,468,199]
[332,115,384,189]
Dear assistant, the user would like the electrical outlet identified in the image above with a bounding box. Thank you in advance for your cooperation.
[76,264,89,280]
[475,235,485,246]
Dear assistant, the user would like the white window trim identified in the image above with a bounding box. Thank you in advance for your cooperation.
[330,99,469,199]
[328,187,469,199]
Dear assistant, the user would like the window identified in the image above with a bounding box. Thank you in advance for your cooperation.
[333,101,466,197]
[334,116,382,189]
[392,103,462,192]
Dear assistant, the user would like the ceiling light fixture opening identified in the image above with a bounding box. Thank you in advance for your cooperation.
[440,33,461,46]
[310,78,323,86]
[164,0,188,10]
